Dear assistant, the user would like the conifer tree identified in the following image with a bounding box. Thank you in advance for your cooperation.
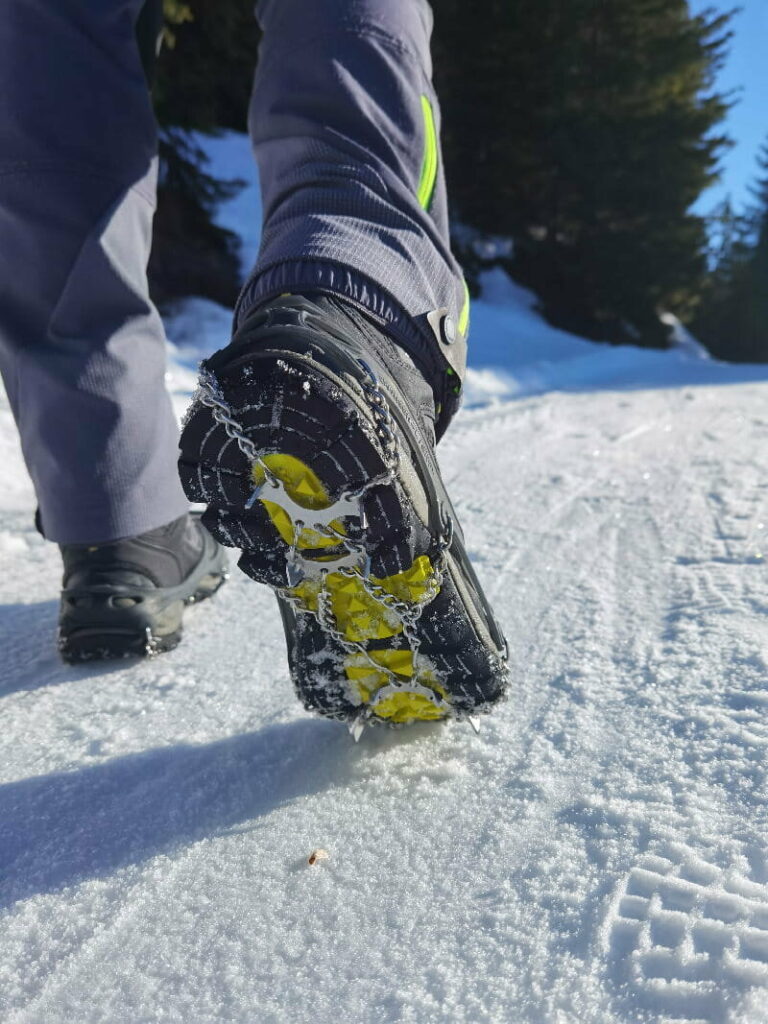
[744,144,768,355]
[431,0,734,347]
[693,139,768,361]
[148,0,259,306]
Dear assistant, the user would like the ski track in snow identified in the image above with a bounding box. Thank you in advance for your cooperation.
[2,374,768,1023]
[2,132,768,1023]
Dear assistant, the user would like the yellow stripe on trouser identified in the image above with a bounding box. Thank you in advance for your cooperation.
[459,279,470,337]
[417,94,438,210]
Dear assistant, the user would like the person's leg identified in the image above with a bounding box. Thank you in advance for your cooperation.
[179,0,507,728]
[241,0,469,438]
[0,0,188,544]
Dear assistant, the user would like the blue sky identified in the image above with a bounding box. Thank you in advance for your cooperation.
[690,0,767,216]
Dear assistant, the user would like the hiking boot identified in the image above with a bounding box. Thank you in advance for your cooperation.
[58,512,228,662]
[179,294,508,732]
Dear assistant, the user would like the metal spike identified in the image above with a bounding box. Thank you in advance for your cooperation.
[348,717,366,743]
[144,627,158,658]
[286,559,304,587]
[245,484,264,510]
[467,715,480,735]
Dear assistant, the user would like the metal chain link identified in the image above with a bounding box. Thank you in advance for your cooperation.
[194,362,453,711]
[357,359,400,474]
[196,370,278,486]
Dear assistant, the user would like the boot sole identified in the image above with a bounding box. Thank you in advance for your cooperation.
[179,322,508,728]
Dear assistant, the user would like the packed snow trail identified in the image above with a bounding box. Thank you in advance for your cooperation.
[2,132,768,1022]
[3,363,768,1022]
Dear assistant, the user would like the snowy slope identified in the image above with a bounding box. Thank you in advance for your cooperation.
[2,134,768,1023]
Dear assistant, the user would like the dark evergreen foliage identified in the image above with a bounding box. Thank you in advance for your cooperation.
[692,140,768,361]
[148,1,259,307]
[149,0,740,356]
[149,129,245,307]
[431,0,735,348]
[154,0,259,133]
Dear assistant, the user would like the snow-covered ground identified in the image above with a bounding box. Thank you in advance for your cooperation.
[2,135,768,1023]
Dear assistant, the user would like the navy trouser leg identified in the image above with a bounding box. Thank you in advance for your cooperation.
[0,1,188,543]
[0,0,466,549]
[240,0,468,414]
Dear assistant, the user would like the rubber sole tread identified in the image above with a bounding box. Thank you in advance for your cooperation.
[179,340,507,726]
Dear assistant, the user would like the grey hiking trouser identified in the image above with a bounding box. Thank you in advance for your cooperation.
[0,0,466,545]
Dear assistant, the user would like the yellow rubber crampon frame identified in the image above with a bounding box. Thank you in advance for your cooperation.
[251,455,449,724]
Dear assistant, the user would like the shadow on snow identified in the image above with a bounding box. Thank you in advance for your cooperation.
[0,716,432,912]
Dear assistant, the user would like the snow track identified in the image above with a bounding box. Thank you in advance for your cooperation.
[603,844,768,1023]
[3,368,768,1022]
[3,130,768,1022]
